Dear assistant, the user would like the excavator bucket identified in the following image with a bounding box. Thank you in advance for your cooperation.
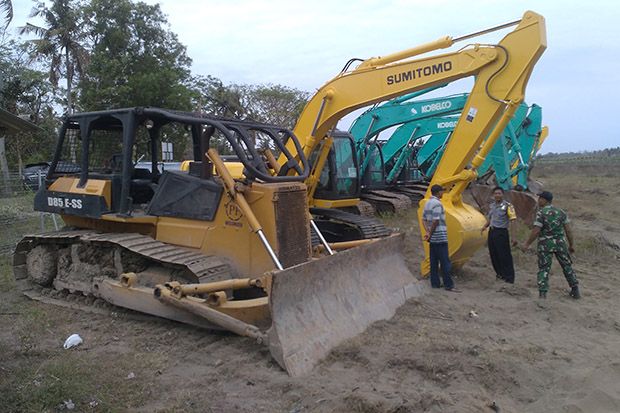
[470,183,538,226]
[419,194,488,276]
[267,233,423,376]
[527,179,544,195]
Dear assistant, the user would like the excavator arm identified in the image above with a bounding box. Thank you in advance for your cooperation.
[349,93,470,178]
[287,11,545,275]
[349,92,468,151]
[467,102,530,187]
[512,104,547,188]
[291,12,546,215]
[415,12,546,273]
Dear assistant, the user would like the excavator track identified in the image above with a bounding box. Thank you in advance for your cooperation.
[361,190,412,214]
[353,200,376,217]
[310,207,391,242]
[392,182,429,204]
[13,230,236,329]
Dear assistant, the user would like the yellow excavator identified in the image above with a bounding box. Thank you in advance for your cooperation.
[274,10,546,274]
[14,11,546,377]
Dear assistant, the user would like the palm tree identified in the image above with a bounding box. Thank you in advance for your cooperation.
[19,0,88,114]
[0,0,11,30]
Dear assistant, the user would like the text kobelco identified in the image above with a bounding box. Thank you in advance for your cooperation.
[421,101,452,113]
[386,61,453,85]
[437,120,458,129]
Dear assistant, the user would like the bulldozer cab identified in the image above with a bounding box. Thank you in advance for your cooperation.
[36,108,310,220]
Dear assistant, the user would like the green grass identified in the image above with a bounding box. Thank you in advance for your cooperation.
[0,256,14,292]
[0,292,158,412]
[575,233,618,258]
[1,192,59,256]
[378,207,420,233]
[0,352,153,412]
[0,255,163,412]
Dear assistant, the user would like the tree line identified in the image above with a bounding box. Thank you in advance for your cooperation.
[0,0,310,171]
[537,147,620,160]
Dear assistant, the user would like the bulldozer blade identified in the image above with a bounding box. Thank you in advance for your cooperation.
[266,233,425,376]
[469,184,538,225]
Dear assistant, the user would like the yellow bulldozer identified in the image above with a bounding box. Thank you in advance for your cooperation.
[14,110,418,376]
[14,10,546,376]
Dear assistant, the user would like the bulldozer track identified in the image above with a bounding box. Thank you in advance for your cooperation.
[20,283,116,315]
[13,230,236,323]
[14,230,233,283]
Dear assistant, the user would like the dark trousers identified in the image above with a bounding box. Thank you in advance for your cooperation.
[488,227,515,283]
[429,242,454,289]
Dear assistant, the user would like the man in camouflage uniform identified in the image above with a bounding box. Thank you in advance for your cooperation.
[522,191,580,299]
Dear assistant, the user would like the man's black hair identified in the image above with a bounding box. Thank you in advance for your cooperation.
[538,191,553,202]
[431,184,444,196]
[493,186,504,193]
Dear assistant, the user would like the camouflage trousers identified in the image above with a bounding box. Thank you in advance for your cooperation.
[537,247,578,293]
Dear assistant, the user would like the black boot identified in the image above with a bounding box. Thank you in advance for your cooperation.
[539,291,547,299]
[569,285,581,299]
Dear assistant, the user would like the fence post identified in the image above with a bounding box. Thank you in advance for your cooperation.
[38,170,45,232]
[0,136,10,197]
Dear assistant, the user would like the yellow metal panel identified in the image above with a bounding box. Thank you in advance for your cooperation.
[156,217,212,249]
[60,215,156,237]
[184,160,247,179]
[100,214,157,224]
[180,160,191,171]
[312,198,360,209]
[154,182,294,277]
[49,176,112,208]
[48,176,76,192]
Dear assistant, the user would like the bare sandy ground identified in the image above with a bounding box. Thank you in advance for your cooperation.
[1,161,619,412]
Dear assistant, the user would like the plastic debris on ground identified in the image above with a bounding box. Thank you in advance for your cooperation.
[63,334,83,349]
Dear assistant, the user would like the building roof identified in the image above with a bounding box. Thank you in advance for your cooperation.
[0,108,41,135]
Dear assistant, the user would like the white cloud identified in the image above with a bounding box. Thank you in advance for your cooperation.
[9,0,620,151]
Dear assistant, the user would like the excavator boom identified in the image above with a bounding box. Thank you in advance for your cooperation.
[291,12,545,212]
[285,11,545,272]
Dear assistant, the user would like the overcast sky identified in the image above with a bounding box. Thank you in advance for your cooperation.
[10,0,620,153]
